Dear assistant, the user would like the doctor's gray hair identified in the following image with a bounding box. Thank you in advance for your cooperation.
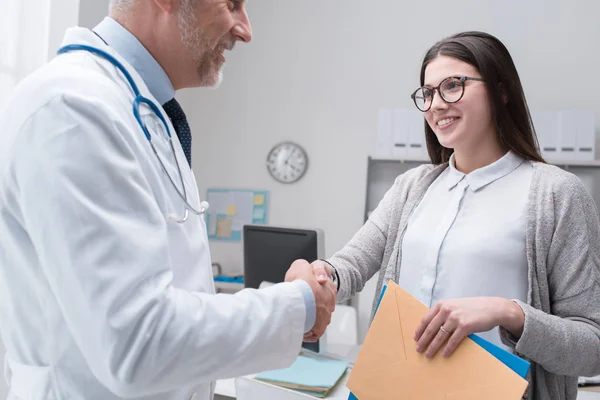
[109,0,197,13]
[108,0,134,13]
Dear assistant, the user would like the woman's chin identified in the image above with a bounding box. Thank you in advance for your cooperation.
[435,134,457,150]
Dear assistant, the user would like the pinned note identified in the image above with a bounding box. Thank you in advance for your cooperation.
[254,194,265,206]
[253,208,265,220]
[206,189,269,242]
[226,205,237,216]
[217,218,233,238]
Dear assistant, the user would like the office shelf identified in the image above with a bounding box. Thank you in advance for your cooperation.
[368,157,600,168]
[550,160,600,168]
[363,156,600,222]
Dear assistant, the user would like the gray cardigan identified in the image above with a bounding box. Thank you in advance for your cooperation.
[329,162,600,400]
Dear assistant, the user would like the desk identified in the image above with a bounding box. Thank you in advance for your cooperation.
[215,344,600,399]
[214,379,236,400]
[581,386,600,393]
[579,389,600,400]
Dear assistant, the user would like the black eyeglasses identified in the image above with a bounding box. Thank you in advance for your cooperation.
[410,76,485,112]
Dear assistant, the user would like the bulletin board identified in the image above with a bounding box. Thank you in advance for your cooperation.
[205,188,269,242]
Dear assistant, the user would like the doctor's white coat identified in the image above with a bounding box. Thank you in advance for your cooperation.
[0,27,308,399]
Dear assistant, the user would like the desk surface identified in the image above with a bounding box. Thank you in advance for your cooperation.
[216,380,600,400]
[579,390,600,400]
[215,344,600,399]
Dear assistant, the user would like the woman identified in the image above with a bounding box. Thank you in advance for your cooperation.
[320,31,600,400]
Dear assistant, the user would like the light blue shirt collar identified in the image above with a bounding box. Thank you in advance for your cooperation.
[93,17,175,105]
[446,150,525,191]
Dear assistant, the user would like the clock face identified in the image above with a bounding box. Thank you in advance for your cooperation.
[266,141,308,184]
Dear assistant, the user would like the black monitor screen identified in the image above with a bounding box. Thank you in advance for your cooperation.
[243,226,319,290]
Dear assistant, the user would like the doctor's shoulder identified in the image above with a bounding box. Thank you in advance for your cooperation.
[5,50,128,125]
[0,54,138,175]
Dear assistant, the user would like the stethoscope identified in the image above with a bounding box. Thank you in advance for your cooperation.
[56,44,209,224]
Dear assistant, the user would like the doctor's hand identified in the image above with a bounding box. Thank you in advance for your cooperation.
[413,297,525,359]
[285,259,337,343]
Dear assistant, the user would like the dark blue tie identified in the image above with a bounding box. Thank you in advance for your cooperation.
[162,98,192,167]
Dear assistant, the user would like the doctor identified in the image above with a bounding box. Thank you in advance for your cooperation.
[0,0,336,399]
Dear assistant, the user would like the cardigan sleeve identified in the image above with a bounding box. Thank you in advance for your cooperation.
[500,171,600,377]
[326,177,399,302]
[327,165,433,302]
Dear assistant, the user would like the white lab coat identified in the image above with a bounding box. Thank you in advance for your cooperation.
[0,27,307,399]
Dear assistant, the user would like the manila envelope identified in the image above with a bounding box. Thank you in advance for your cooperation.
[347,281,529,400]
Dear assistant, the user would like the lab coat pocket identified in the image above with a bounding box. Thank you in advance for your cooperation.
[5,356,55,400]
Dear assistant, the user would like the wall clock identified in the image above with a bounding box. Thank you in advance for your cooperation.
[266,141,309,184]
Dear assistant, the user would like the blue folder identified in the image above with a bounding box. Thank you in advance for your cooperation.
[467,332,530,379]
[348,284,530,399]
[255,355,348,398]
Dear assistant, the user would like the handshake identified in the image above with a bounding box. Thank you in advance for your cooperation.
[284,259,337,343]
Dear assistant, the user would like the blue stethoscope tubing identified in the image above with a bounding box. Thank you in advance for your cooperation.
[57,44,208,223]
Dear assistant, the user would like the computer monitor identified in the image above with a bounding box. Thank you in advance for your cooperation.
[243,225,325,290]
[243,225,327,354]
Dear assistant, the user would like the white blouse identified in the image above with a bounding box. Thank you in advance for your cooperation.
[399,151,532,348]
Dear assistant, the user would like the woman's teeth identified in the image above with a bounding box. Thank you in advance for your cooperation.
[437,117,457,127]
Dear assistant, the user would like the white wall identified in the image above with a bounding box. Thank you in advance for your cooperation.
[180,0,600,340]
[78,0,108,29]
[182,0,600,269]
[47,0,81,59]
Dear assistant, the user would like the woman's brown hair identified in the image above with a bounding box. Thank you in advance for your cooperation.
[420,31,545,165]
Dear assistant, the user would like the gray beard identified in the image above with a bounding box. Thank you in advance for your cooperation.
[178,1,222,87]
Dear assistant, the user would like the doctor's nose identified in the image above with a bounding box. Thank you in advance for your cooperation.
[232,6,252,43]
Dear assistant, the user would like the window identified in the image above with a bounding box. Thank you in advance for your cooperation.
[0,0,52,110]
[0,0,20,110]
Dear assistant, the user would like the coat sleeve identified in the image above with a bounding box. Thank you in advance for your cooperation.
[500,172,600,377]
[15,93,308,397]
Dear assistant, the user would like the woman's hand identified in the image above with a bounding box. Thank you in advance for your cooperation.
[413,297,525,359]
[302,260,337,343]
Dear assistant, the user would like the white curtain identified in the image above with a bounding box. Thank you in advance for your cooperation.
[0,0,79,111]
[0,0,47,111]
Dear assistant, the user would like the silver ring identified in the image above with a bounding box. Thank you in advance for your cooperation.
[440,325,451,335]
